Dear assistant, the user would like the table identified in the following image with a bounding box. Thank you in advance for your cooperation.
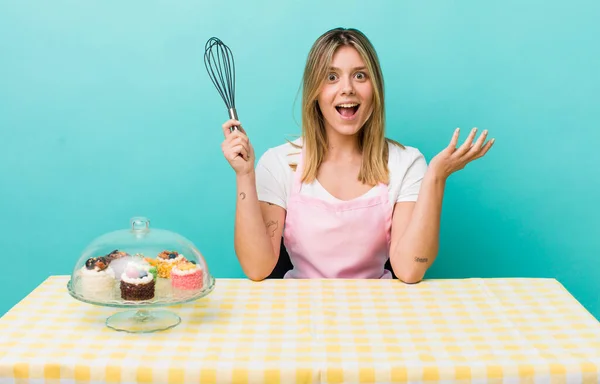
[1,276,599,383]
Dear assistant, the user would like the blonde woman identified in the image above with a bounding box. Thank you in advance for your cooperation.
[220,28,494,282]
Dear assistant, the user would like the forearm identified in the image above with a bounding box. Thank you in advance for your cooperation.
[234,172,277,280]
[390,171,446,283]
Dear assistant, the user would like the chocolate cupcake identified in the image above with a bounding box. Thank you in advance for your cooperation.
[119,263,155,301]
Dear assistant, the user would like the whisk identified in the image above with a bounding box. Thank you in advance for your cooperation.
[204,37,239,132]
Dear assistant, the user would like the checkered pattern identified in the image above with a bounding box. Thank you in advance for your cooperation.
[0,276,599,383]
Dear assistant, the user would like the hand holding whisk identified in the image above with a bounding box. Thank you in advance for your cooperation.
[204,37,239,132]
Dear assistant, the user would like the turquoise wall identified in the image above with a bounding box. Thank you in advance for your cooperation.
[1,1,599,319]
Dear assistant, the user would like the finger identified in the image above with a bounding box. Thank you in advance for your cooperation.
[229,121,247,135]
[473,138,495,159]
[234,124,247,134]
[446,128,460,152]
[225,130,248,146]
[466,129,488,158]
[222,119,242,137]
[454,127,478,157]
[228,134,249,147]
[230,144,249,161]
[229,138,250,157]
[226,131,250,149]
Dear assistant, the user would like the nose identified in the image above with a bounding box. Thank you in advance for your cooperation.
[340,76,355,95]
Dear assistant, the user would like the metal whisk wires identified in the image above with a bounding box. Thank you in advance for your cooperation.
[204,37,238,131]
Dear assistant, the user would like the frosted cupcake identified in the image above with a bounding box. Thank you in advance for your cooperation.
[105,249,131,277]
[106,249,129,262]
[78,256,116,300]
[130,255,158,281]
[171,261,203,290]
[120,263,155,301]
[156,250,185,278]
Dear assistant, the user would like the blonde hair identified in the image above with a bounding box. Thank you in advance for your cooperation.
[295,27,403,185]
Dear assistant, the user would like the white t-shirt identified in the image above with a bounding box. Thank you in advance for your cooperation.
[256,138,428,208]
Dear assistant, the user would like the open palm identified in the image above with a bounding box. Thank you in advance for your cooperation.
[429,128,495,180]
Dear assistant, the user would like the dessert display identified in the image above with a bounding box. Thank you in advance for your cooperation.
[68,217,214,307]
[67,215,215,332]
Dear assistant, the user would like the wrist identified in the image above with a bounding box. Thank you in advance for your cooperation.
[425,167,448,184]
[236,170,256,183]
[426,163,449,182]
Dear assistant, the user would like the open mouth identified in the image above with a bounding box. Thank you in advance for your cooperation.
[335,103,360,119]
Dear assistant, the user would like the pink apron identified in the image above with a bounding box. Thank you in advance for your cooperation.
[283,149,393,279]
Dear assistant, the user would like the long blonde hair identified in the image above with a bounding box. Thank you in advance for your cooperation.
[296,27,403,185]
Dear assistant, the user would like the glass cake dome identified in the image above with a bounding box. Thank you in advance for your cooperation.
[67,216,215,333]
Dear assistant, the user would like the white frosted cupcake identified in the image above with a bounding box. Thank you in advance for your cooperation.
[78,257,116,301]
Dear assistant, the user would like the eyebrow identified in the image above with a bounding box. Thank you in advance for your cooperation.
[329,66,367,71]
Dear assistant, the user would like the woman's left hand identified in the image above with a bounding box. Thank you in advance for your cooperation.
[429,127,495,180]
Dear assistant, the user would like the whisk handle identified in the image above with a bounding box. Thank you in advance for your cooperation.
[228,108,239,132]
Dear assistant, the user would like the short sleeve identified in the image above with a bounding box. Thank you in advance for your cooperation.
[396,150,428,203]
[255,149,288,209]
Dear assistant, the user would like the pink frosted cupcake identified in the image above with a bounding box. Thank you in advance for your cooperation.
[171,261,203,290]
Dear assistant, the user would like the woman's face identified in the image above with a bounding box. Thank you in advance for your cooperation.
[317,45,374,138]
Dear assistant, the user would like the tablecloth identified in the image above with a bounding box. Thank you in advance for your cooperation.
[1,276,599,383]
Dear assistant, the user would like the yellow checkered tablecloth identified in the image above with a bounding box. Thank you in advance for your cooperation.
[1,276,600,383]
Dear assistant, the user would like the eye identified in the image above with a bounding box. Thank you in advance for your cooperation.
[355,71,367,80]
[327,73,338,82]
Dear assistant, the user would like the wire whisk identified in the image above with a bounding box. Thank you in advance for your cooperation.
[204,37,239,132]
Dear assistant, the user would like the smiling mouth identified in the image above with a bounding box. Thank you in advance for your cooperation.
[335,103,360,119]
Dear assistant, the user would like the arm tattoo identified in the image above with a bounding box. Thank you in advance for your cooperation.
[414,257,428,263]
[266,220,278,237]
[239,192,246,200]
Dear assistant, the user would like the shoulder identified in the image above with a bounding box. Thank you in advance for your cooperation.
[258,137,302,170]
[387,141,426,169]
[386,141,428,202]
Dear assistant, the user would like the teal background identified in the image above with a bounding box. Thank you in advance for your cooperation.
[1,1,598,318]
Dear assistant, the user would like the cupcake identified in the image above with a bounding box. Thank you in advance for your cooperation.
[78,256,116,300]
[106,249,129,262]
[120,262,155,301]
[106,249,131,277]
[131,255,158,281]
[156,250,185,278]
[171,261,203,290]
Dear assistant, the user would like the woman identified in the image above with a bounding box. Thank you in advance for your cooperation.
[220,27,494,282]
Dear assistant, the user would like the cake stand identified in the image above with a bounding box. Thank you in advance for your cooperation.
[67,276,215,333]
[67,216,216,333]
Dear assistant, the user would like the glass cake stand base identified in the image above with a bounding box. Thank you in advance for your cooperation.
[106,309,181,333]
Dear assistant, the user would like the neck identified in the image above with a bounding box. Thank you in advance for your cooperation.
[323,125,361,162]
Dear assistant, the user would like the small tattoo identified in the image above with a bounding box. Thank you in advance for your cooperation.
[266,220,278,237]
[239,192,246,200]
[414,257,428,263]
[267,202,274,206]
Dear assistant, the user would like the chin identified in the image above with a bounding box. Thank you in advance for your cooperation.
[329,116,366,136]
[335,124,362,136]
